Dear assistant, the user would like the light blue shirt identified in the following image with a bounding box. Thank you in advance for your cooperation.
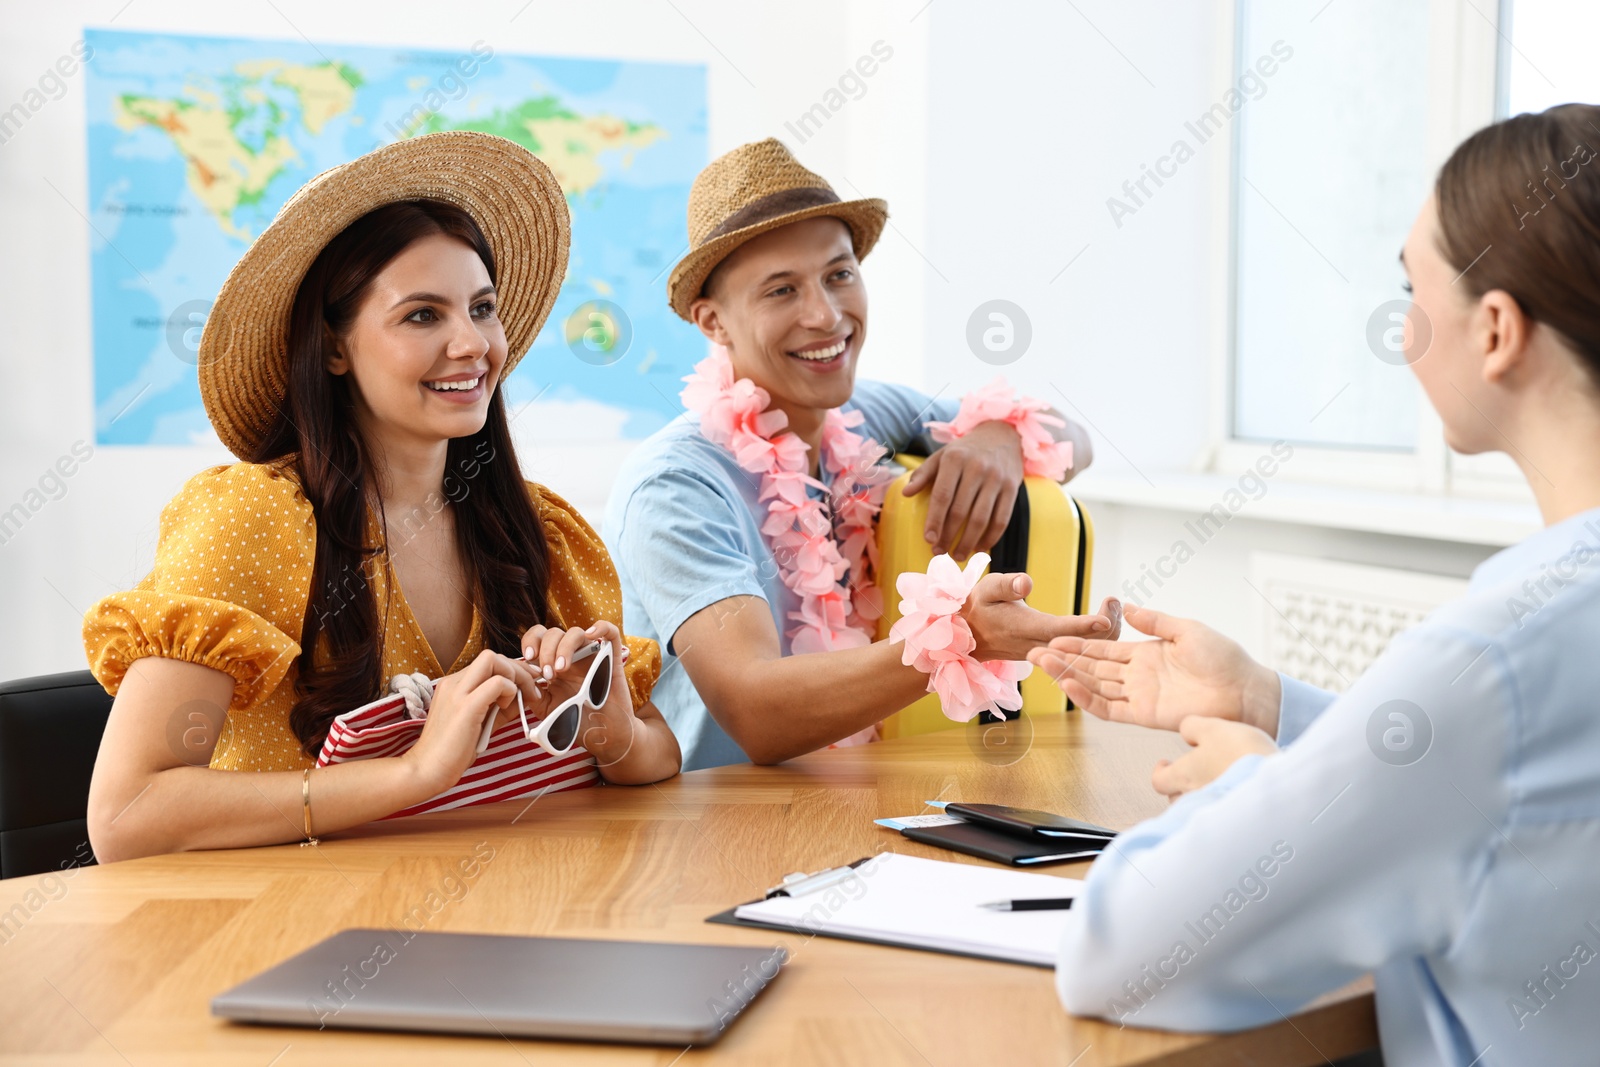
[1056,507,1600,1066]
[602,379,959,771]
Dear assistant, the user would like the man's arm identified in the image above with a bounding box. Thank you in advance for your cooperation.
[850,381,1092,559]
[674,596,929,764]
[612,459,1119,764]
[612,470,921,763]
[904,409,1093,560]
[676,576,1121,765]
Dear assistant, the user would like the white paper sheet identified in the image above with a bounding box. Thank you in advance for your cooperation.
[734,853,1082,966]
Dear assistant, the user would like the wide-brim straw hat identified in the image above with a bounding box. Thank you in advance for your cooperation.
[667,138,887,320]
[199,131,571,460]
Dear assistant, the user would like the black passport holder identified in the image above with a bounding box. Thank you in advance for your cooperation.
[900,820,1110,867]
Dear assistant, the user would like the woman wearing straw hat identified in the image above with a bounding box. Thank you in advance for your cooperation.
[603,139,1118,771]
[82,132,680,862]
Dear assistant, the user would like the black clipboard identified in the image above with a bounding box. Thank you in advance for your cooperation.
[703,906,1051,969]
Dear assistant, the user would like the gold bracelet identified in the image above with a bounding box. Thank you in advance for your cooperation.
[301,767,320,847]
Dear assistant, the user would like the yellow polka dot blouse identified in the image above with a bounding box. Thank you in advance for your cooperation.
[81,460,662,772]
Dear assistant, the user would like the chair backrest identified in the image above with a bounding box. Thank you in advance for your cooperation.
[0,670,111,879]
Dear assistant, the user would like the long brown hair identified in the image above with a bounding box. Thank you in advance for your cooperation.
[1435,103,1600,380]
[252,199,551,757]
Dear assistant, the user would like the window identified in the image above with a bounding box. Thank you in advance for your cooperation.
[1499,0,1600,117]
[1229,0,1432,453]
[1442,0,1600,496]
[1217,0,1585,501]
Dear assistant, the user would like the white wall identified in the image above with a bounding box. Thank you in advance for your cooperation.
[924,0,1218,474]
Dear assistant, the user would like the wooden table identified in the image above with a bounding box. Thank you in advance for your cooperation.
[0,713,1375,1065]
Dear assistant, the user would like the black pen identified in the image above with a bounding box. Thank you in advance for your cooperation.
[979,897,1075,912]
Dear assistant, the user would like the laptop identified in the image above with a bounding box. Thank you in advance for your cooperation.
[212,929,785,1045]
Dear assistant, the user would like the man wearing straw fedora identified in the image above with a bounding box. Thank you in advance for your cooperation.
[604,139,1120,771]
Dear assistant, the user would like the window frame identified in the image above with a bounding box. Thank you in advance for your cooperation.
[1205,0,1521,500]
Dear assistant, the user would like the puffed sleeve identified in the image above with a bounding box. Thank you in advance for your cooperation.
[82,462,316,714]
[532,482,662,711]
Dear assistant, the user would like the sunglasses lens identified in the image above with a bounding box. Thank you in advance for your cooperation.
[588,647,612,707]
[545,703,580,752]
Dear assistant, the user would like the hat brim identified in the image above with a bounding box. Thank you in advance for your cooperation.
[198,131,571,461]
[667,198,888,321]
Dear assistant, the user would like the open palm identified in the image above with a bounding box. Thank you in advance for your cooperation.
[1026,604,1279,733]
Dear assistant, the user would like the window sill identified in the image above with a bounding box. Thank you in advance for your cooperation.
[1065,471,1542,548]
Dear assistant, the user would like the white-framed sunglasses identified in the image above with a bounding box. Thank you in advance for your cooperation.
[472,640,615,757]
[521,639,613,756]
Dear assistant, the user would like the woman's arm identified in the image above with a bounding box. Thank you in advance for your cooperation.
[519,621,680,784]
[1055,626,1505,1029]
[584,696,681,785]
[87,651,525,862]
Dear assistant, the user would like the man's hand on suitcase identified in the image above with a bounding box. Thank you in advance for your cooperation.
[902,420,1025,560]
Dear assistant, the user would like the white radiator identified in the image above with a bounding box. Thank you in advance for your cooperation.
[1248,552,1469,693]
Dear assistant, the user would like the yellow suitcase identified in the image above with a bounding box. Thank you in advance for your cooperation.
[874,454,1095,739]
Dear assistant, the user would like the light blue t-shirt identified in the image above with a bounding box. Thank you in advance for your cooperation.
[602,379,959,771]
[1056,506,1600,1066]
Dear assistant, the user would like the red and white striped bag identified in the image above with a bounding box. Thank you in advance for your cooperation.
[315,672,599,817]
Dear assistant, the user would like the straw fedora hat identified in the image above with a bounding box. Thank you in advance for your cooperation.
[198,131,571,460]
[667,138,887,320]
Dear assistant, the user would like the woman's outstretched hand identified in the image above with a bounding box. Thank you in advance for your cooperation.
[1152,716,1279,800]
[964,571,1122,662]
[1026,604,1282,735]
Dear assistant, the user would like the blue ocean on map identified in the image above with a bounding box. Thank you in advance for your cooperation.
[84,28,708,446]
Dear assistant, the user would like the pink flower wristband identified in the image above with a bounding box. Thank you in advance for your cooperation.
[925,376,1074,481]
[887,552,1032,722]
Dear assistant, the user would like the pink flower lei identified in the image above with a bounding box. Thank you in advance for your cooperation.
[887,552,1032,722]
[926,376,1075,481]
[680,347,895,656]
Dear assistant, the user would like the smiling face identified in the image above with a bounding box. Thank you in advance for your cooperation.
[689,215,866,416]
[327,230,507,454]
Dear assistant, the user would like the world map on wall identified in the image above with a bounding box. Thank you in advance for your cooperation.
[84,29,707,446]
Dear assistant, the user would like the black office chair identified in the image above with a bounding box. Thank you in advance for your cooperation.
[0,670,111,879]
